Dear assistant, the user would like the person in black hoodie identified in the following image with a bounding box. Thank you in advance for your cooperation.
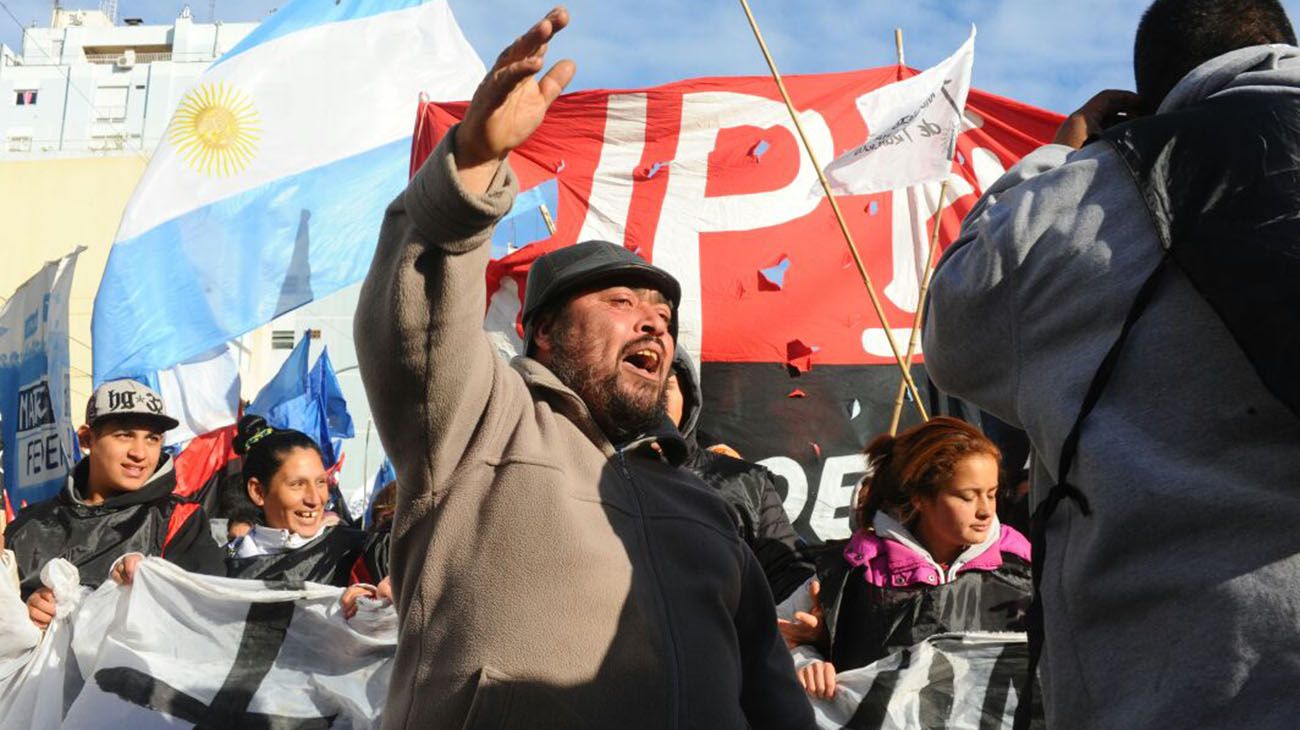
[6,379,225,627]
[667,350,814,603]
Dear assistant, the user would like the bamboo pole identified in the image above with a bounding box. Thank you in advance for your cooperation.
[894,28,905,66]
[737,0,927,414]
[539,203,557,236]
[888,181,948,435]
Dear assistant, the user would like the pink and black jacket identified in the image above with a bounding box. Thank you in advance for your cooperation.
[781,512,1032,672]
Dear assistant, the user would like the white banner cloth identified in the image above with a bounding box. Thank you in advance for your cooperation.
[0,558,396,729]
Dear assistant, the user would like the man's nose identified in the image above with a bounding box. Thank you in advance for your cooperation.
[636,305,670,336]
[127,438,148,460]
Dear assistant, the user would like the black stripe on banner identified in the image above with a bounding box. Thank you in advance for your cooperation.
[845,648,913,729]
[94,600,336,728]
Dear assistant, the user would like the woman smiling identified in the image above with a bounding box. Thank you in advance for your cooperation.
[224,415,367,587]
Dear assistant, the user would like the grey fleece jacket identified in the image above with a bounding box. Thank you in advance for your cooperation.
[355,130,813,730]
[923,45,1300,729]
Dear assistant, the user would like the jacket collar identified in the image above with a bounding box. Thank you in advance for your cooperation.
[844,511,1005,585]
[62,453,176,510]
[231,524,330,558]
[510,356,688,466]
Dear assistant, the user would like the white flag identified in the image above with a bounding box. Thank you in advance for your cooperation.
[822,28,976,195]
[0,558,397,729]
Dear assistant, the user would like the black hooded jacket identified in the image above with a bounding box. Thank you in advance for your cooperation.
[672,350,815,603]
[4,454,226,600]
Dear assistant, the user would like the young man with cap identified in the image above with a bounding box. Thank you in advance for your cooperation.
[5,379,225,627]
[355,7,812,730]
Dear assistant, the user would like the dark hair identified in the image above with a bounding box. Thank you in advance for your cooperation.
[1135,0,1296,111]
[856,417,1002,528]
[233,414,322,488]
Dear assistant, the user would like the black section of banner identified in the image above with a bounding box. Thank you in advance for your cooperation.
[698,363,941,542]
[94,600,336,729]
[846,647,913,729]
[918,648,956,728]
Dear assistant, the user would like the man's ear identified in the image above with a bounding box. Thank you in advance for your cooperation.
[532,312,557,362]
[247,479,266,507]
[77,425,94,453]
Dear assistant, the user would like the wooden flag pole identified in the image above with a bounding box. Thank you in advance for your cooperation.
[894,28,905,66]
[888,180,949,435]
[737,0,927,415]
[539,203,557,236]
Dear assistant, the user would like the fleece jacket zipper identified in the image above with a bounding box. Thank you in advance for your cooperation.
[615,449,683,728]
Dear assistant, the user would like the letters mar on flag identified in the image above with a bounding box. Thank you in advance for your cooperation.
[823,28,977,196]
[413,70,1061,543]
[0,249,82,509]
[91,0,486,386]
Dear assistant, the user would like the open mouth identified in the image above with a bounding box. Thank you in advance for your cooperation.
[121,464,145,479]
[294,510,319,521]
[622,346,662,377]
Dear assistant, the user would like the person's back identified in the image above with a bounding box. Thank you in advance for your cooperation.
[923,2,1300,726]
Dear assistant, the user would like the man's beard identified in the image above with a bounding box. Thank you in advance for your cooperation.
[547,320,668,444]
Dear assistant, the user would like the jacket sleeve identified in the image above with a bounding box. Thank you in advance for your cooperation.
[922,143,1076,424]
[748,471,815,604]
[736,547,817,730]
[354,127,518,497]
[162,505,226,577]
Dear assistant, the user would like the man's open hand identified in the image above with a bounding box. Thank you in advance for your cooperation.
[455,6,576,194]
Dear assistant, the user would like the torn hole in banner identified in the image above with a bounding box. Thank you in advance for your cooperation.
[636,161,667,181]
[847,399,862,420]
[809,442,822,459]
[785,339,819,375]
[788,388,807,398]
[758,256,790,291]
[748,139,771,162]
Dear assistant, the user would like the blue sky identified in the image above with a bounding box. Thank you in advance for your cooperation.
[2,0,1299,113]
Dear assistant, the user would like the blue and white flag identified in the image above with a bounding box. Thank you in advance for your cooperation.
[0,249,82,508]
[92,0,486,382]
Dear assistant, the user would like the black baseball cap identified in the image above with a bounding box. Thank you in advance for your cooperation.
[521,241,682,353]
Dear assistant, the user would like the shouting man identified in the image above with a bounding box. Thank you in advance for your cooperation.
[355,7,812,730]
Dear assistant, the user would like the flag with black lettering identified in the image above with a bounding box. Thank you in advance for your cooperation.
[0,248,82,509]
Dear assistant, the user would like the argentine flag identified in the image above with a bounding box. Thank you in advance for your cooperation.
[92,0,485,383]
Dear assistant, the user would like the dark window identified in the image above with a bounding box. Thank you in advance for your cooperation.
[15,90,36,106]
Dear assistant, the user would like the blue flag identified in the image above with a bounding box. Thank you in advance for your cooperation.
[367,458,397,526]
[91,0,485,383]
[248,336,353,468]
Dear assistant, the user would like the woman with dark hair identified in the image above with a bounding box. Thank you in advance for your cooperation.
[778,417,1032,700]
[225,415,378,595]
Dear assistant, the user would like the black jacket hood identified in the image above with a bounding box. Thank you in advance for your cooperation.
[671,347,704,444]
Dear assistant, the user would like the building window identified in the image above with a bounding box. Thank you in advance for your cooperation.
[271,330,297,350]
[14,90,36,106]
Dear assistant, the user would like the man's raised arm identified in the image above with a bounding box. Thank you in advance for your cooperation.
[354,7,575,487]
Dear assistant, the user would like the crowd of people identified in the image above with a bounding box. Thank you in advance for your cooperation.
[3,0,1299,727]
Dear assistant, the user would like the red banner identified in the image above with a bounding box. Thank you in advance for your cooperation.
[411,68,1061,541]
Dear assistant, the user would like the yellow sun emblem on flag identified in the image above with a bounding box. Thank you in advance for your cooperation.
[169,81,262,177]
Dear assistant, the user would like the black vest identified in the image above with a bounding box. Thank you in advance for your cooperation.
[225,526,366,587]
